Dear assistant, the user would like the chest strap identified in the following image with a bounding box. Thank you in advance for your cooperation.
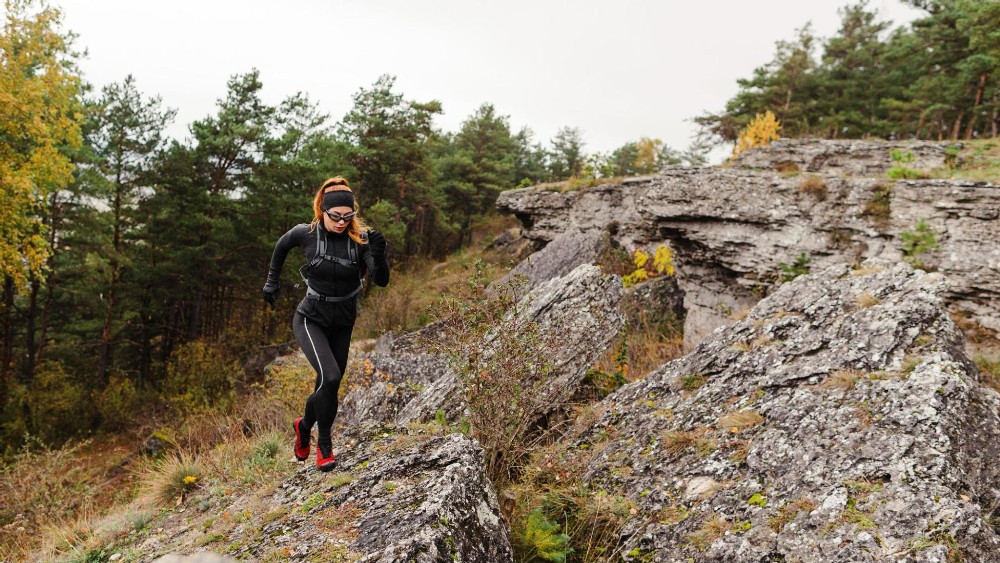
[305,284,363,302]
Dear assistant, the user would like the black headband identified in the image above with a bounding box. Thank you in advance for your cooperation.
[322,190,355,210]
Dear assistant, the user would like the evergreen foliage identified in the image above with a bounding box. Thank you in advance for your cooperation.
[698,0,1000,143]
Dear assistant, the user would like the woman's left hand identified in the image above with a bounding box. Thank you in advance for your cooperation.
[368,230,387,258]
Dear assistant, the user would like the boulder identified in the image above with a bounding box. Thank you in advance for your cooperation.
[558,260,1000,562]
[341,264,626,428]
[494,229,611,293]
[139,424,512,563]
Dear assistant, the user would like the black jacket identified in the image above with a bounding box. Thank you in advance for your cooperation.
[266,223,389,326]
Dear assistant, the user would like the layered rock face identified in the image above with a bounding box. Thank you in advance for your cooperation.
[730,138,953,176]
[496,140,1000,348]
[562,260,1000,562]
[143,425,512,563]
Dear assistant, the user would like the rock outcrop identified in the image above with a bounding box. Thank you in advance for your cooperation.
[496,140,1000,347]
[558,260,1000,562]
[340,263,626,426]
[138,424,512,563]
[730,138,954,176]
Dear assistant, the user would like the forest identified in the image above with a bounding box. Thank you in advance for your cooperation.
[1,0,997,452]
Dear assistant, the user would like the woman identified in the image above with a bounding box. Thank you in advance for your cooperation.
[262,177,389,471]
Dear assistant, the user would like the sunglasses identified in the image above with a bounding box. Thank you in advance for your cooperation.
[324,210,356,223]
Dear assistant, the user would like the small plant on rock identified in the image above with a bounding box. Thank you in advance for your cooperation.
[887,149,928,179]
[778,253,810,282]
[798,175,828,200]
[900,219,939,270]
[517,509,572,562]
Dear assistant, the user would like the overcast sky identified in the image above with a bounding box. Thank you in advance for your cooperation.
[53,0,924,164]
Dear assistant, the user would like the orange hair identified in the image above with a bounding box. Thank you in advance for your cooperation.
[310,177,369,244]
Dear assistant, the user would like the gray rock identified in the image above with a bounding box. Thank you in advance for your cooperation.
[561,260,1000,562]
[497,141,1000,348]
[494,229,612,292]
[343,263,626,428]
[731,138,954,176]
[139,425,512,563]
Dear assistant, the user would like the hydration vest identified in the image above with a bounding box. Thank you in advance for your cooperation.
[297,227,367,302]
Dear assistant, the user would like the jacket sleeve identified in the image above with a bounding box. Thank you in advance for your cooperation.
[265,225,306,287]
[363,242,390,287]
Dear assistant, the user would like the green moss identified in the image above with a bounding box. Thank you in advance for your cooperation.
[300,492,325,513]
[681,373,707,391]
[748,492,768,507]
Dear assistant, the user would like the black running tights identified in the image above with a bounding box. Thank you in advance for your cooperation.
[292,313,353,447]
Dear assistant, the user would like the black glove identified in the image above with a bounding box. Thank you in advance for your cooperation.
[262,281,279,307]
[367,230,387,259]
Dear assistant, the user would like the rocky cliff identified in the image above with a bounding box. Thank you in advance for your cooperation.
[496,140,1000,348]
[557,259,1000,562]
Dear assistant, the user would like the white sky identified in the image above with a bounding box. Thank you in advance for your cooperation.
[52,0,924,163]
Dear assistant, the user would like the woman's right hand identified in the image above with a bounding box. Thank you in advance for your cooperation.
[263,281,279,306]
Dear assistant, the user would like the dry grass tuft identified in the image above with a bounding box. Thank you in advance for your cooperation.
[661,429,717,457]
[798,175,828,200]
[769,498,818,532]
[687,514,732,550]
[854,292,881,309]
[821,369,863,390]
[138,452,204,506]
[717,410,765,432]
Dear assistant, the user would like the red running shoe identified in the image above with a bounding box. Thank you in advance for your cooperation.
[316,443,337,472]
[293,418,310,462]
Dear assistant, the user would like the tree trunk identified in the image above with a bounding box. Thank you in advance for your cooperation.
[950,111,964,140]
[98,188,123,384]
[964,74,988,139]
[24,278,39,381]
[1,276,14,404]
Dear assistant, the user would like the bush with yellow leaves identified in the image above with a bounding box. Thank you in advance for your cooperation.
[622,243,675,287]
[732,111,781,158]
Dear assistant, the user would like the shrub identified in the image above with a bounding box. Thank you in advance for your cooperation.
[26,361,97,442]
[423,261,558,487]
[98,374,142,430]
[162,340,240,414]
[622,244,675,287]
[516,509,572,563]
[732,111,781,158]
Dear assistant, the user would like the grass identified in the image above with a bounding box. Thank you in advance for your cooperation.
[860,183,892,228]
[974,353,1000,392]
[538,176,626,193]
[354,213,521,339]
[716,410,764,432]
[661,429,717,457]
[769,498,818,532]
[930,139,1000,183]
[0,436,137,562]
[798,175,828,200]
[139,452,203,505]
[687,514,731,551]
[821,369,863,390]
[854,292,881,309]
